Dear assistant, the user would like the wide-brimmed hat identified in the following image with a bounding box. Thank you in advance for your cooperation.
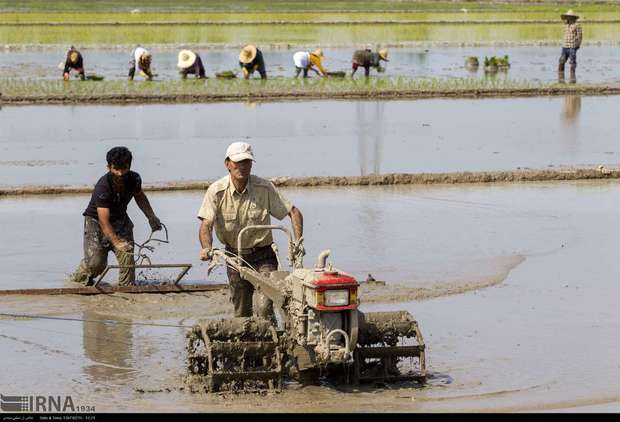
[177,49,197,68]
[378,48,389,61]
[561,10,579,20]
[226,142,255,162]
[312,48,324,57]
[239,45,257,64]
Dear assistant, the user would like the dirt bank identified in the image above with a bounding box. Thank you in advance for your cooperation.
[2,168,618,197]
[2,84,619,106]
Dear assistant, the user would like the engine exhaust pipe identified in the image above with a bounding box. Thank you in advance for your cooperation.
[315,249,331,269]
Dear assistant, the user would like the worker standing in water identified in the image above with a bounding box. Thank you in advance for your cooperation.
[558,10,582,84]
[197,142,304,322]
[69,147,163,286]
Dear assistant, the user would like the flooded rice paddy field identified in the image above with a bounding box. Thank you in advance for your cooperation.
[2,46,620,83]
[2,180,620,411]
[1,96,618,188]
[2,22,620,47]
[0,184,540,290]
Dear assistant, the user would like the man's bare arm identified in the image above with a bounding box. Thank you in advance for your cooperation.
[134,190,161,230]
[97,207,129,250]
[289,206,303,240]
[199,217,214,260]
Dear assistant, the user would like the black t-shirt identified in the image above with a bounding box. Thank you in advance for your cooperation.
[83,171,142,221]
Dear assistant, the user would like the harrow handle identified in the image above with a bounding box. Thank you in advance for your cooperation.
[236,225,303,268]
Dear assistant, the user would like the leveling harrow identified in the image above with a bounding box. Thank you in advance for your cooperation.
[187,225,426,392]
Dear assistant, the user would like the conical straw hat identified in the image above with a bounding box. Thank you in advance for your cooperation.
[177,49,197,68]
[312,48,324,57]
[239,45,257,64]
[378,48,389,61]
[561,10,579,20]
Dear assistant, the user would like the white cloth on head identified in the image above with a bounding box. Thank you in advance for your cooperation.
[293,51,310,68]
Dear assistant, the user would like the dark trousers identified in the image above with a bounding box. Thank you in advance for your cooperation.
[559,47,578,67]
[294,67,309,78]
[225,245,277,321]
[70,216,135,286]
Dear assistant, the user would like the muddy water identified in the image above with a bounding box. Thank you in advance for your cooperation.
[2,46,620,82]
[1,180,620,411]
[1,96,618,187]
[0,184,542,290]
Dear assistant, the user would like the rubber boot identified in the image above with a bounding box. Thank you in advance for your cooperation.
[558,63,566,84]
[569,64,577,84]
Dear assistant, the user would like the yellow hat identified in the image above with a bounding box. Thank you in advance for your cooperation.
[312,48,324,57]
[561,10,579,20]
[69,51,79,64]
[239,45,257,64]
[177,49,197,68]
[378,48,389,62]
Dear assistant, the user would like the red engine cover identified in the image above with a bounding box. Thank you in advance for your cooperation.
[312,271,359,287]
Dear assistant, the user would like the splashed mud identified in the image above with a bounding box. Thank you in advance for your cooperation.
[361,255,525,303]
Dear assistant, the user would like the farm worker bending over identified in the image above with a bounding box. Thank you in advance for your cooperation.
[293,49,328,78]
[128,46,153,81]
[558,10,582,84]
[63,46,85,81]
[351,48,389,78]
[68,147,163,286]
[238,45,267,80]
[197,142,304,322]
[178,49,206,79]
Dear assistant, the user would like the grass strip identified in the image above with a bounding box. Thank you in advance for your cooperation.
[2,78,619,105]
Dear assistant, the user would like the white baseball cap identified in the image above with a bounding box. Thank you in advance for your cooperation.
[225,142,255,162]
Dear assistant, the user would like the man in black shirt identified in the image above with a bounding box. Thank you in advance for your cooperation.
[69,147,163,286]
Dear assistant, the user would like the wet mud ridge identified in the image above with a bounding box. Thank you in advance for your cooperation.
[2,168,619,197]
[2,85,620,106]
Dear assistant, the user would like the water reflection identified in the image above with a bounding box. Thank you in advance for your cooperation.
[356,102,385,176]
[562,95,581,124]
[560,95,581,157]
[82,311,136,383]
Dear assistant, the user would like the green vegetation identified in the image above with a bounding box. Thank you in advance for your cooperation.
[3,1,620,13]
[3,11,620,24]
[0,77,555,100]
[215,70,237,79]
[2,22,619,46]
[484,55,511,68]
